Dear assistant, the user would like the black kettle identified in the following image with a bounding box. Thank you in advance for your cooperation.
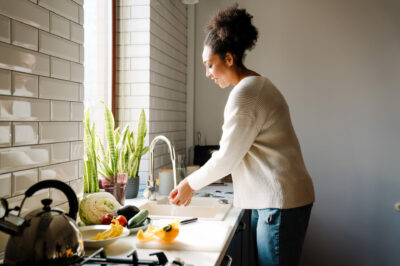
[0,180,84,265]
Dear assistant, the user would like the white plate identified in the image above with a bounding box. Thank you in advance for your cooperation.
[128,217,151,235]
[80,225,130,249]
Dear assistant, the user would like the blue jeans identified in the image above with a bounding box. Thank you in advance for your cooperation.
[251,204,312,266]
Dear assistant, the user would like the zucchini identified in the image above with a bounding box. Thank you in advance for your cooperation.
[127,209,149,228]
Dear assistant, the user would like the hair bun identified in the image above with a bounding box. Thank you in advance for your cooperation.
[205,4,258,59]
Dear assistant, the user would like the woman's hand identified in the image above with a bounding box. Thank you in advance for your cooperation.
[169,178,195,206]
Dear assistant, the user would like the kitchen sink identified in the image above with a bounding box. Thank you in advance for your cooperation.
[139,197,232,221]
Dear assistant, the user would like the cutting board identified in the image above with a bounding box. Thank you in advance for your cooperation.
[136,220,232,252]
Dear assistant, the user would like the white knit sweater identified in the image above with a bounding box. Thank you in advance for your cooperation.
[187,76,315,209]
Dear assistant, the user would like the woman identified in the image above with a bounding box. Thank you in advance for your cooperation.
[169,4,315,266]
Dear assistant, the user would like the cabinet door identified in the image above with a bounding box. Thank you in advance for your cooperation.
[224,210,257,266]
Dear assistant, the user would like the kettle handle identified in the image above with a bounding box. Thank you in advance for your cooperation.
[23,180,78,220]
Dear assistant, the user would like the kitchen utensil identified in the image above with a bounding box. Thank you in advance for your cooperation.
[180,217,198,225]
[80,225,130,249]
[0,179,84,265]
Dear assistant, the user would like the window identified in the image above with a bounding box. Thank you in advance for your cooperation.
[83,0,113,141]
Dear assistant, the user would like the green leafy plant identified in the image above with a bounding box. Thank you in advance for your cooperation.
[126,110,149,178]
[97,103,148,181]
[83,109,99,193]
[97,103,125,181]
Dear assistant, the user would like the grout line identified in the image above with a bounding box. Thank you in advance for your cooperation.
[149,51,187,75]
[149,20,186,50]
[150,43,187,66]
[150,5,187,37]
[168,0,187,20]
[149,23,187,56]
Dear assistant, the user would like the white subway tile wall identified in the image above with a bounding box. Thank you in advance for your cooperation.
[39,76,79,101]
[39,31,80,62]
[0,173,11,197]
[50,13,70,39]
[116,0,187,183]
[12,122,39,146]
[12,72,39,97]
[51,142,70,164]
[11,20,38,51]
[51,57,71,80]
[0,42,50,75]
[0,15,11,43]
[70,141,83,160]
[0,69,11,95]
[0,96,50,121]
[0,144,51,174]
[0,0,84,255]
[39,161,79,182]
[0,122,11,147]
[12,168,38,196]
[70,102,84,121]
[38,0,79,23]
[51,100,70,121]
[0,0,50,31]
[39,122,79,143]
[70,62,84,82]
[70,22,84,44]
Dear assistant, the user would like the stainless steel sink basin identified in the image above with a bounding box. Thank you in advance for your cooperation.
[139,197,232,221]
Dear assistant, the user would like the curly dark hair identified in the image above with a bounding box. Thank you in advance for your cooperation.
[204,3,258,66]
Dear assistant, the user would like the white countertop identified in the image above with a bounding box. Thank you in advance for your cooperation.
[85,183,244,266]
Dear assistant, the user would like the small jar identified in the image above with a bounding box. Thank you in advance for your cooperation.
[176,154,186,183]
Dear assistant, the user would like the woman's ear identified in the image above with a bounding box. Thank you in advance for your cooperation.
[225,52,234,67]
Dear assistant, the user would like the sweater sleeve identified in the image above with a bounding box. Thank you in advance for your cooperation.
[187,114,259,190]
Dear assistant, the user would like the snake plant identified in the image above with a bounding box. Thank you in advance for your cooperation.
[127,109,149,178]
[83,109,99,193]
[97,103,148,181]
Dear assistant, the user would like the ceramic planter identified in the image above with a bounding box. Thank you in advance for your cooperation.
[126,176,139,199]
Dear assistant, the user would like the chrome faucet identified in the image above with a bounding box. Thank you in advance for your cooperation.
[143,135,177,200]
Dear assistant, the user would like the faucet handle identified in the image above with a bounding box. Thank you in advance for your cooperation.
[143,187,157,200]
[143,188,152,199]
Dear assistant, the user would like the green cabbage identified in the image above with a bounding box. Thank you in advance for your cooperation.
[79,192,121,225]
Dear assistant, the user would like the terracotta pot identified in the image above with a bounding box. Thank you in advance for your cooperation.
[99,174,128,205]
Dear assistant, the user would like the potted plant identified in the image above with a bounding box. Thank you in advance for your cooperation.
[96,104,148,202]
[96,103,130,204]
[83,109,100,193]
[125,110,148,198]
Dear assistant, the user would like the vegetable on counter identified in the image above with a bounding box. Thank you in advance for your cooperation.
[101,214,128,227]
[79,192,122,225]
[91,219,123,240]
[128,209,149,228]
[101,213,114,225]
[115,215,127,227]
[117,205,140,221]
[137,220,180,244]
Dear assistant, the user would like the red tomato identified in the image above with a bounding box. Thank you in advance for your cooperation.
[101,213,114,225]
[115,215,127,227]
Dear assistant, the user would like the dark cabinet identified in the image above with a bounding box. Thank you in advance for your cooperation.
[223,210,257,266]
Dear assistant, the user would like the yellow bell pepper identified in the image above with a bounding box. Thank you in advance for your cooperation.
[137,220,180,244]
[91,219,123,240]
[137,225,157,242]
